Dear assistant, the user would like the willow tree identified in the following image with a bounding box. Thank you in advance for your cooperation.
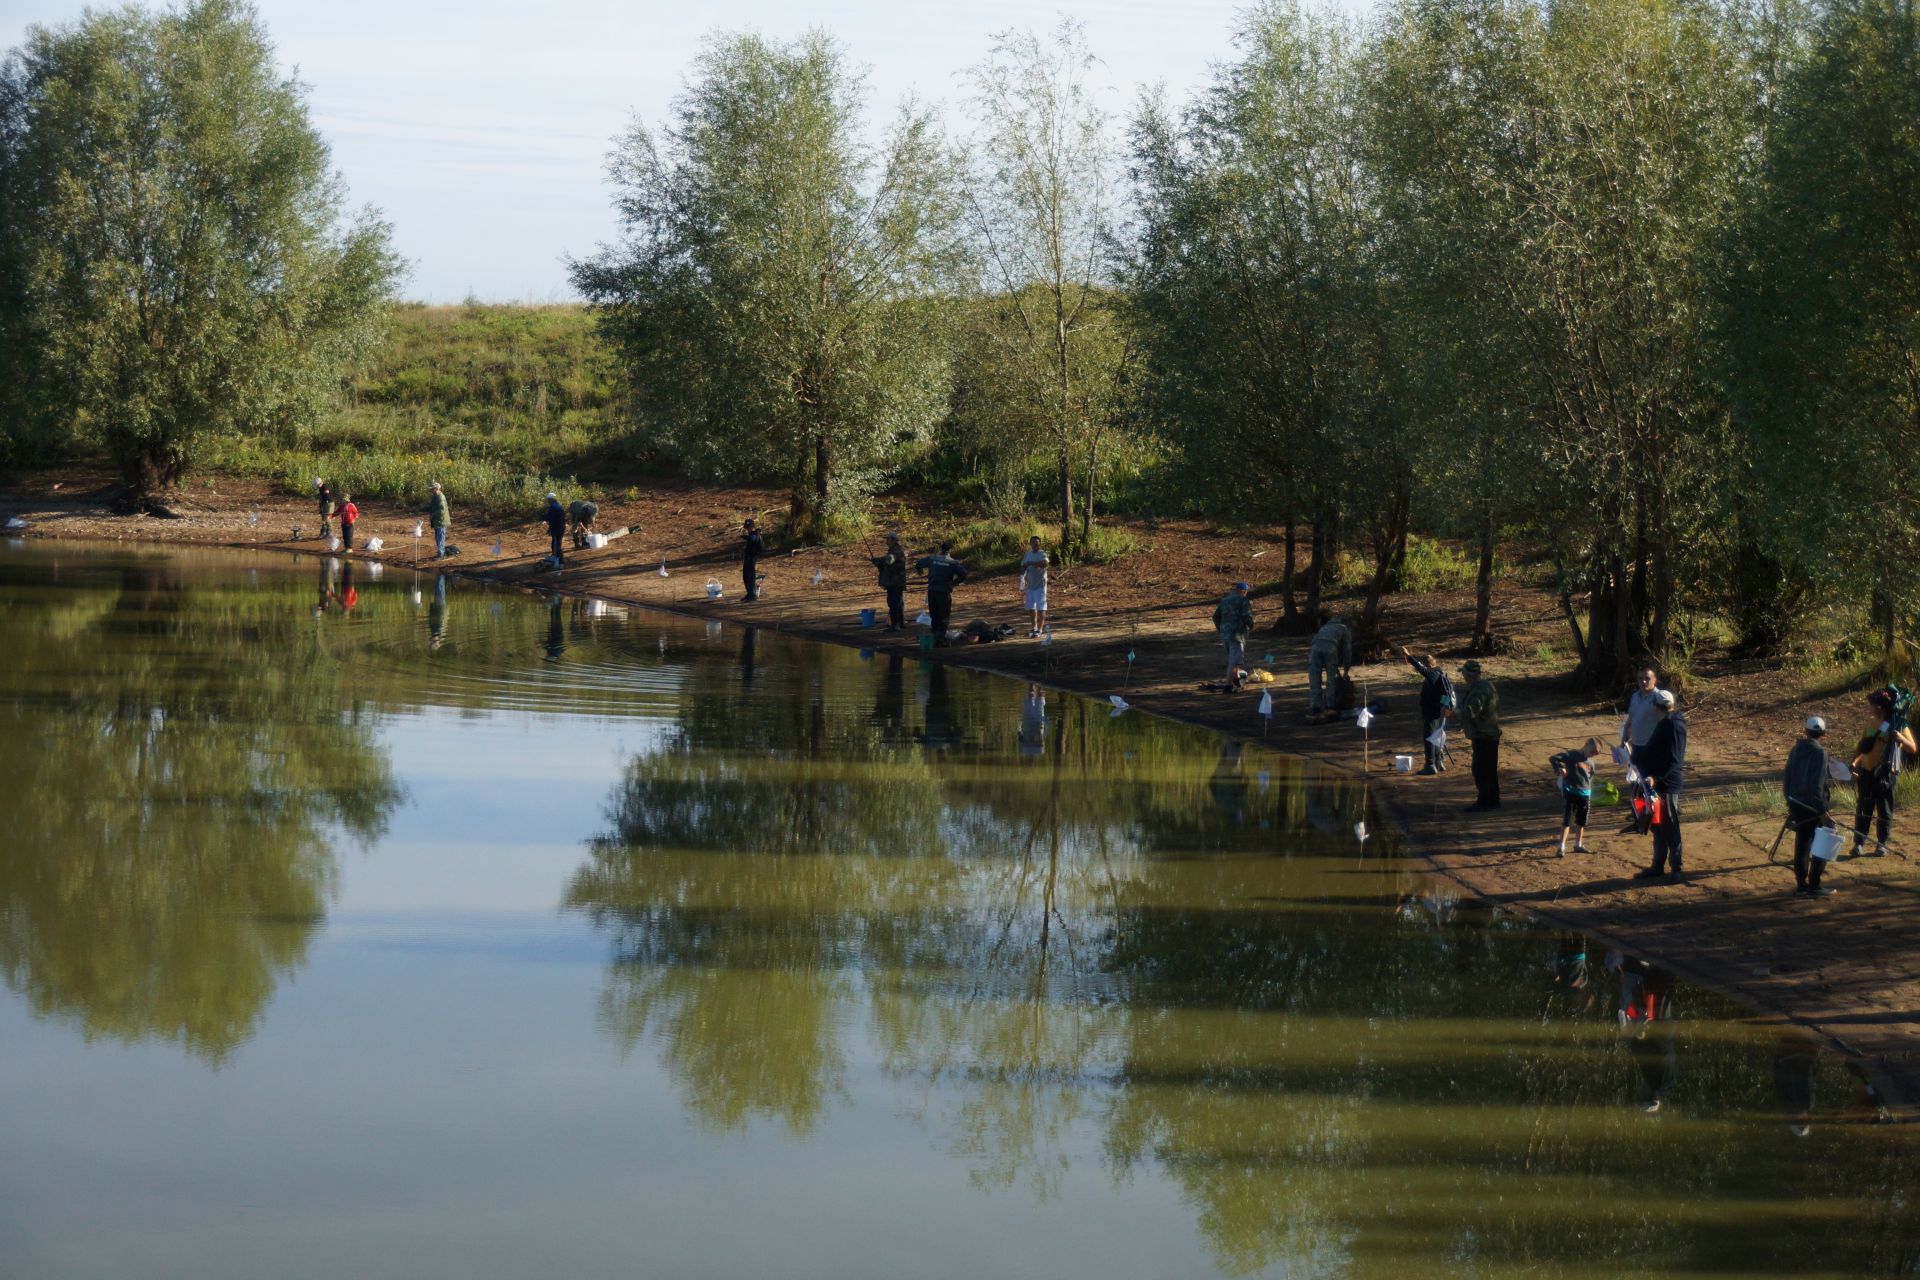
[571,31,965,536]
[0,0,401,495]
[1725,0,1920,656]
[1130,3,1396,629]
[963,21,1127,557]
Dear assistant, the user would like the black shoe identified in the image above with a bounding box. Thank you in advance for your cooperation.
[1417,767,1438,776]
[1632,867,1663,880]
[1665,870,1684,883]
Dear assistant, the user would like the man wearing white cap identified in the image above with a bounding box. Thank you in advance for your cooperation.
[1783,717,1836,895]
[1630,688,1688,881]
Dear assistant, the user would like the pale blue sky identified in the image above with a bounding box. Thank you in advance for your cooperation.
[4,1,1360,302]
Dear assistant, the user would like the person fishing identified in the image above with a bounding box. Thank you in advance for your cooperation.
[870,532,908,631]
[338,492,359,552]
[741,517,765,601]
[314,477,336,541]
[1850,687,1917,857]
[1401,647,1454,774]
[1459,659,1502,809]
[569,499,599,549]
[1783,716,1836,895]
[541,493,567,567]
[1211,582,1254,685]
[1630,689,1687,882]
[1307,612,1353,718]
[423,481,451,559]
[914,540,968,644]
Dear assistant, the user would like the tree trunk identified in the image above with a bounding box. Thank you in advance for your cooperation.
[1280,518,1298,626]
[1872,579,1896,653]
[1648,487,1673,657]
[1473,505,1495,651]
[1080,435,1097,552]
[1057,447,1074,559]
[1304,522,1325,621]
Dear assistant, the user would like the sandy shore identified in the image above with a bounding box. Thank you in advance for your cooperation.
[8,474,1918,1115]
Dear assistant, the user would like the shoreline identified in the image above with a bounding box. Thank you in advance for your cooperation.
[7,480,1918,1116]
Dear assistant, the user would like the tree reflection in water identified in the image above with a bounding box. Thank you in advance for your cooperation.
[0,555,400,1063]
[570,631,1920,1277]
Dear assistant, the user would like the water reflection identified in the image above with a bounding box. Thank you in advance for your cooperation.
[0,554,400,1062]
[568,630,1920,1277]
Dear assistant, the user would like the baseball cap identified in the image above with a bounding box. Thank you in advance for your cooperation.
[1653,689,1675,708]
[1232,581,1250,591]
[1806,716,1828,735]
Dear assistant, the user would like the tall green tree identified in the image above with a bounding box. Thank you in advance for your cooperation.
[963,21,1129,557]
[571,31,965,536]
[1130,3,1399,630]
[1726,0,1920,655]
[0,0,401,494]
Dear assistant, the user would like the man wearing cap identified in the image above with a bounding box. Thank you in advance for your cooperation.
[1850,689,1917,857]
[1458,659,1501,809]
[1212,582,1255,684]
[542,493,567,566]
[1630,689,1688,881]
[314,478,336,540]
[423,481,450,559]
[1308,613,1353,717]
[1783,716,1837,895]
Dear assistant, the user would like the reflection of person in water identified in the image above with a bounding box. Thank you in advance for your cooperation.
[1609,951,1678,1112]
[1773,1034,1819,1137]
[918,661,961,751]
[340,561,358,613]
[871,653,906,740]
[1544,933,1598,1016]
[428,575,447,650]
[545,594,565,662]
[1019,683,1047,758]
[738,627,757,687]
[314,557,340,617]
[1208,740,1248,825]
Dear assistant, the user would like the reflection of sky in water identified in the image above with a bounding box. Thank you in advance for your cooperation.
[1,541,1915,1280]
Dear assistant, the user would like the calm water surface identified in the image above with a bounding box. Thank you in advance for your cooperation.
[0,541,1914,1280]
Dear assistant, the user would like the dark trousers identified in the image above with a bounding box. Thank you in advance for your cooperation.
[885,586,905,629]
[1470,735,1500,806]
[549,529,564,563]
[1424,717,1447,771]
[1792,819,1829,888]
[1651,790,1683,872]
[1854,781,1893,851]
[928,589,953,643]
[743,560,759,601]
[342,522,355,551]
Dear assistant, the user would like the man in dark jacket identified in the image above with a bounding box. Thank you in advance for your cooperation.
[871,533,908,630]
[1212,583,1254,681]
[1783,716,1836,896]
[1631,689,1687,881]
[915,541,968,643]
[1401,647,1453,774]
[315,478,336,540]
[741,517,765,601]
[542,493,567,566]
[1459,659,1501,809]
[1850,687,1917,857]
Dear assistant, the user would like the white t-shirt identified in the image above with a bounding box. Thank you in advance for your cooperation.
[1621,688,1666,747]
[1020,550,1049,591]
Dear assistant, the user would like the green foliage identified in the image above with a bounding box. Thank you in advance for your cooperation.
[0,0,402,491]
[1398,535,1481,595]
[945,517,1136,571]
[570,30,966,536]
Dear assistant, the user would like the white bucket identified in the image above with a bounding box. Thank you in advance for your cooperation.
[588,533,608,549]
[705,579,723,599]
[365,536,385,552]
[1393,754,1414,773]
[1810,827,1845,861]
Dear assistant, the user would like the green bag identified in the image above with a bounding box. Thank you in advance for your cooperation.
[1593,781,1622,807]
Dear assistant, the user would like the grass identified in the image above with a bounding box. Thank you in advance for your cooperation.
[1399,534,1482,594]
[204,303,615,519]
[946,517,1137,571]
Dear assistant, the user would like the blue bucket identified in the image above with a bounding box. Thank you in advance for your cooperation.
[858,608,876,627]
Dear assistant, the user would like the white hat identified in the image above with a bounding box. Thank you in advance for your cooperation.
[1653,689,1675,708]
[431,480,442,490]
[546,492,558,501]
[1806,716,1828,735]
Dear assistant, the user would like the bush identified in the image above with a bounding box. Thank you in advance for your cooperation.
[1399,535,1481,594]
[946,518,1136,571]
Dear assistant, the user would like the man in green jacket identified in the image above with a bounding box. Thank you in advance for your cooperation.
[1212,582,1254,683]
[423,481,451,559]
[1459,658,1501,810]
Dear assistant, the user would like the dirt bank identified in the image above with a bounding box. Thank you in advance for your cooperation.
[7,472,1917,1113]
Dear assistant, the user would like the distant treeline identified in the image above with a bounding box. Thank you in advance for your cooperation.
[1,0,1915,678]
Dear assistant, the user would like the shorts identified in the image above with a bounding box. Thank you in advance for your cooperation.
[1562,793,1591,827]
[1024,587,1047,611]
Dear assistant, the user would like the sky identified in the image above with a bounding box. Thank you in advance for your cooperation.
[2,0,1354,303]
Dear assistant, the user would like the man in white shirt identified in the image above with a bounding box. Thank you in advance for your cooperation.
[1619,664,1666,751]
[1019,536,1049,637]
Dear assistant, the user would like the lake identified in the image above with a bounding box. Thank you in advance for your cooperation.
[0,540,1913,1279]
